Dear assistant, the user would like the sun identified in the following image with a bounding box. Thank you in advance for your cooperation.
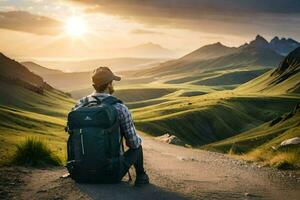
[65,16,87,38]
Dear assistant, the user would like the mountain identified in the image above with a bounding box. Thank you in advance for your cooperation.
[180,42,238,61]
[237,47,300,94]
[129,35,284,78]
[270,37,300,55]
[242,35,300,56]
[244,35,269,49]
[21,61,63,75]
[123,42,175,58]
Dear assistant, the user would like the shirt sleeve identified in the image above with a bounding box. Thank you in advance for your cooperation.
[116,103,142,149]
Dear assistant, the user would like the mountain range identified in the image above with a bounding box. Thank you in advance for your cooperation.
[127,35,279,77]
[26,39,177,60]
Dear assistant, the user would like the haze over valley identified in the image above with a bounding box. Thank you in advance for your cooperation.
[1,1,300,199]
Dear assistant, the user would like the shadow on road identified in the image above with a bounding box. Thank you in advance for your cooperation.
[77,181,188,200]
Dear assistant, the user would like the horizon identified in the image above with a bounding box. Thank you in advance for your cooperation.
[1,33,297,73]
[1,0,300,62]
[1,34,297,63]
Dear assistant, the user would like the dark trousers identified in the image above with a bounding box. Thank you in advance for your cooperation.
[119,145,145,180]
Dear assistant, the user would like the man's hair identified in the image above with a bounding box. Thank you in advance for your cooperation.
[93,81,111,93]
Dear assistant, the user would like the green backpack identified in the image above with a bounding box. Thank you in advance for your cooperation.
[66,96,123,183]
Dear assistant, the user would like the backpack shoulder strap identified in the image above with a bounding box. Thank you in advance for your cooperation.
[91,95,102,104]
[102,96,123,105]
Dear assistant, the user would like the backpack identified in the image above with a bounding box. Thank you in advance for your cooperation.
[66,95,123,183]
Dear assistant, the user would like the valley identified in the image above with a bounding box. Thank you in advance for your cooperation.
[1,35,299,169]
[1,1,300,199]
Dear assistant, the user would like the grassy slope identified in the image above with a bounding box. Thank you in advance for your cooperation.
[132,90,299,146]
[202,106,300,168]
[0,81,74,163]
[199,48,300,167]
[236,70,300,95]
[193,69,270,86]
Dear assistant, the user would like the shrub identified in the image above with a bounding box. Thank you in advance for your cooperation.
[11,138,62,167]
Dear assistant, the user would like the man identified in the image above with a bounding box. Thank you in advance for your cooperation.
[73,67,149,186]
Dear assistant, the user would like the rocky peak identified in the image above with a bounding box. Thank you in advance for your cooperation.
[270,36,280,44]
[249,35,269,48]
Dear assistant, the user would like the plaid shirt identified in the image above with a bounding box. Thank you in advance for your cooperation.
[72,92,142,149]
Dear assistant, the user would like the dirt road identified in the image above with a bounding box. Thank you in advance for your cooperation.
[2,134,300,200]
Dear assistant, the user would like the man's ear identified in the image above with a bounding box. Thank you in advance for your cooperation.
[92,84,97,90]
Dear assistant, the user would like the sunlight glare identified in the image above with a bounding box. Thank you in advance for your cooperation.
[65,16,87,38]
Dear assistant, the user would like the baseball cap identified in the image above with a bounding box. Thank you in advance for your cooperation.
[92,67,121,86]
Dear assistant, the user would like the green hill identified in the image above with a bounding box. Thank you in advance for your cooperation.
[132,93,299,146]
[203,104,300,168]
[199,47,300,167]
[0,53,44,88]
[237,47,300,94]
[129,47,300,146]
[0,53,74,164]
[193,69,270,86]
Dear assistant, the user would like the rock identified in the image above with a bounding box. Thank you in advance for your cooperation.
[156,134,185,146]
[244,193,256,197]
[244,193,250,197]
[280,137,300,147]
[60,173,70,178]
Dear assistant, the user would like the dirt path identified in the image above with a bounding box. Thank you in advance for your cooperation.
[2,134,300,200]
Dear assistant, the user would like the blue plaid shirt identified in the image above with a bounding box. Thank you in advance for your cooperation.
[73,92,142,149]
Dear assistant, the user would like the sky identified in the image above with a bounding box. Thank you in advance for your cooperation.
[0,0,300,60]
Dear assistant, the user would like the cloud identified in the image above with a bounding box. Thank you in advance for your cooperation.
[70,0,300,15]
[68,0,300,37]
[0,11,63,35]
[130,29,164,35]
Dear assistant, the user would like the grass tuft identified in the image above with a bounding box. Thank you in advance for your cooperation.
[11,138,62,167]
[269,152,298,170]
[241,148,299,170]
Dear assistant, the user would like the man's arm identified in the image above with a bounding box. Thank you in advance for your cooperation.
[116,103,142,149]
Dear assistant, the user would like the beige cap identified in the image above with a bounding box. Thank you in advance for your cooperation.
[92,67,121,86]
